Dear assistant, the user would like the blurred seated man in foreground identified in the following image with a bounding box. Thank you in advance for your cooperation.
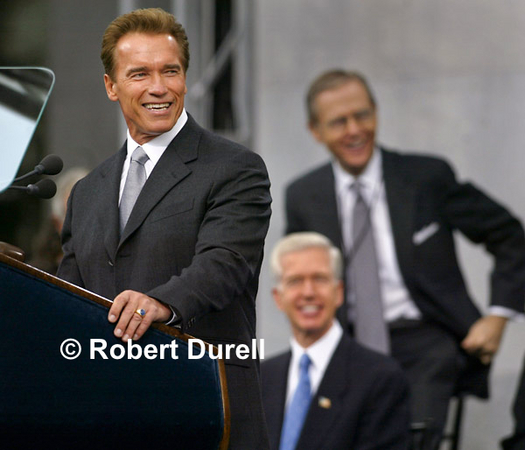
[261,232,410,450]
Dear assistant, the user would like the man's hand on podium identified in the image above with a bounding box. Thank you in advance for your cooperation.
[108,290,172,342]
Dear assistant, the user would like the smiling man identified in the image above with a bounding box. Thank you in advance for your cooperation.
[261,232,410,450]
[285,69,525,446]
[57,8,271,448]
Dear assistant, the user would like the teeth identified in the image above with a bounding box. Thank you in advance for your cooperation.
[301,305,320,313]
[145,103,170,110]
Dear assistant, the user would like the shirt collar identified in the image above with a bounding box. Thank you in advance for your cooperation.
[126,108,188,165]
[290,320,343,373]
[332,146,383,196]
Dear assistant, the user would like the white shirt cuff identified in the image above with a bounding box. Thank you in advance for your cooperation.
[164,304,180,326]
[488,306,525,322]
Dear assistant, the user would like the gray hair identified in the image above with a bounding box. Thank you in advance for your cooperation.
[270,232,343,286]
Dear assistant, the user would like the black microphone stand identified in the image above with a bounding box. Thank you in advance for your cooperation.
[6,154,64,199]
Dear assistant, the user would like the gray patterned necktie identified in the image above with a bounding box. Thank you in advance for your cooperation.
[349,182,390,354]
[119,146,149,234]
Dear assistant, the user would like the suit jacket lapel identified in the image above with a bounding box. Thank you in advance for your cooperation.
[103,145,126,261]
[315,166,347,329]
[382,148,416,284]
[314,165,344,250]
[296,337,348,450]
[118,116,199,247]
[265,353,290,449]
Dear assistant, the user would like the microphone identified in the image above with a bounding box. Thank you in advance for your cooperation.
[8,178,57,199]
[35,154,63,176]
[12,154,64,183]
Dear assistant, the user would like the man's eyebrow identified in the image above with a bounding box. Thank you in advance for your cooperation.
[125,64,182,77]
[126,66,148,77]
[327,115,346,125]
[164,63,182,71]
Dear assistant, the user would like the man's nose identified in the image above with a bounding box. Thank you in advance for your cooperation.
[149,73,168,95]
[301,279,316,297]
[345,117,361,135]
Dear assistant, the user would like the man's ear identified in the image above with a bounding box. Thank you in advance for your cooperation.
[335,280,344,308]
[308,121,323,144]
[104,74,119,102]
[272,287,284,311]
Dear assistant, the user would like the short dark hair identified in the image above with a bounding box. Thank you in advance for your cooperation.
[101,8,190,80]
[306,70,376,124]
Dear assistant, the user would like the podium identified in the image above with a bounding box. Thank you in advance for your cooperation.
[0,245,230,449]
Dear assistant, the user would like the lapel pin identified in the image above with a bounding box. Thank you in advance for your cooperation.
[318,396,331,409]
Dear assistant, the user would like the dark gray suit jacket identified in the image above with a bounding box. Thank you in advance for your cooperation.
[261,333,411,450]
[285,147,525,397]
[58,115,271,449]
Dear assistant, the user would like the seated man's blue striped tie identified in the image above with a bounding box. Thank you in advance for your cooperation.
[279,353,312,450]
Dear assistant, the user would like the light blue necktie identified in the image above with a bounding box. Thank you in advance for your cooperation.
[119,146,149,234]
[279,353,312,450]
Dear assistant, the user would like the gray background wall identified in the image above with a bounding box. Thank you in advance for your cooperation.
[1,1,524,448]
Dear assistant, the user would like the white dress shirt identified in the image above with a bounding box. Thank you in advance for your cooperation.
[285,320,343,406]
[332,149,422,322]
[119,109,188,203]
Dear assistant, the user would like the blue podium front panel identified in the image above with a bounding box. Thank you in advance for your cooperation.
[0,258,227,449]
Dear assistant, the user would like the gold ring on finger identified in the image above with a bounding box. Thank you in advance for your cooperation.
[135,308,146,319]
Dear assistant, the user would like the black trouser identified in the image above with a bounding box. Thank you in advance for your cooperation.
[347,320,465,449]
[390,320,466,449]
[502,353,525,450]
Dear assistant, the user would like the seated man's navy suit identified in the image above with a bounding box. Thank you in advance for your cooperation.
[261,329,410,450]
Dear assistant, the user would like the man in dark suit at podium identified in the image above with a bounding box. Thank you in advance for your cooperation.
[261,232,410,450]
[57,8,271,448]
[285,69,525,445]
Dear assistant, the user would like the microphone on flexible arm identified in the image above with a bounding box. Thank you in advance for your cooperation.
[12,154,64,183]
[7,178,57,199]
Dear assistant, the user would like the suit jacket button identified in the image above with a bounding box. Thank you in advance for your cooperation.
[108,260,114,267]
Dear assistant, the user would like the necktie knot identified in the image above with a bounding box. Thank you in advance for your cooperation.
[299,353,311,373]
[351,180,366,203]
[131,146,148,165]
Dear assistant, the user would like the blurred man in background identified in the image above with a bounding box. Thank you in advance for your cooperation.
[285,69,525,445]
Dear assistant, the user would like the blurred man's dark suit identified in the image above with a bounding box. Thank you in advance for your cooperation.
[261,332,410,450]
[286,147,525,403]
[58,115,272,449]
